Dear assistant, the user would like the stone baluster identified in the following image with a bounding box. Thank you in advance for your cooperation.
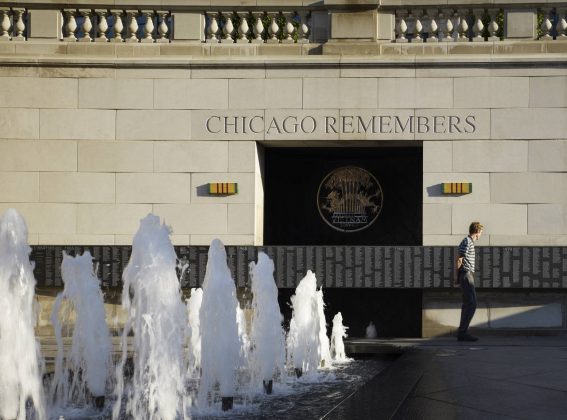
[141,11,154,43]
[95,10,109,42]
[297,11,309,43]
[78,10,93,42]
[236,12,250,43]
[487,9,500,41]
[111,11,124,42]
[441,9,454,41]
[557,8,567,40]
[221,13,235,43]
[540,8,553,40]
[472,9,485,42]
[410,9,423,42]
[396,10,408,43]
[457,9,470,42]
[283,12,295,43]
[207,12,220,43]
[252,12,264,44]
[0,9,10,41]
[64,10,78,41]
[267,13,280,43]
[12,8,25,41]
[156,12,169,43]
[427,9,439,42]
[126,10,139,42]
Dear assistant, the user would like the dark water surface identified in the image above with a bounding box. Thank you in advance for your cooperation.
[49,357,395,420]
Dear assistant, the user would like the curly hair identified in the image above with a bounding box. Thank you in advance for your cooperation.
[469,222,484,235]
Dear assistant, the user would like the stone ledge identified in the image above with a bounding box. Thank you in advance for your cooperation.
[1,51,567,69]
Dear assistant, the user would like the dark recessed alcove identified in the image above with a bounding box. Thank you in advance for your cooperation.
[263,145,422,246]
[278,288,423,338]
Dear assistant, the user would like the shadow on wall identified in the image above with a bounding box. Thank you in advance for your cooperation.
[426,183,444,198]
[423,292,567,338]
[278,288,423,339]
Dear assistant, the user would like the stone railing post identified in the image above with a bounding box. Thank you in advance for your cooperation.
[111,10,124,42]
[472,9,485,41]
[95,10,108,42]
[488,9,500,41]
[64,10,77,41]
[206,12,219,43]
[267,13,280,43]
[440,9,454,42]
[252,12,264,43]
[395,10,408,43]
[156,12,169,43]
[411,9,424,42]
[283,12,295,43]
[456,9,470,42]
[126,10,139,43]
[78,9,93,42]
[557,8,567,39]
[171,12,204,42]
[427,9,439,42]
[141,10,155,43]
[504,9,537,40]
[221,12,235,43]
[297,11,309,43]
[0,9,10,40]
[12,8,26,41]
[236,12,250,43]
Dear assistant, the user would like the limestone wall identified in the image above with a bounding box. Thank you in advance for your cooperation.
[0,55,566,245]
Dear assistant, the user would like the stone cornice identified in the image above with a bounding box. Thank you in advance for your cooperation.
[2,52,567,67]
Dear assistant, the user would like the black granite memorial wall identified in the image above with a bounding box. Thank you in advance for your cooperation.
[263,146,423,246]
[31,245,567,289]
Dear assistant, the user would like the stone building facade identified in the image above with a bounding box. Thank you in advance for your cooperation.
[1,0,567,336]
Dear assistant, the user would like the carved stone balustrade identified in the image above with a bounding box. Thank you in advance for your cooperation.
[2,1,567,51]
[0,8,27,41]
[61,9,171,42]
[394,8,502,42]
[204,11,309,44]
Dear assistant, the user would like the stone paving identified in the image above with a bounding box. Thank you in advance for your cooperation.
[326,336,567,420]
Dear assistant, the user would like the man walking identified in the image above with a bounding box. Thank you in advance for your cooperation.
[456,222,483,342]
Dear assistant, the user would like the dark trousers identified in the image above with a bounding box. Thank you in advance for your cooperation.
[458,271,477,336]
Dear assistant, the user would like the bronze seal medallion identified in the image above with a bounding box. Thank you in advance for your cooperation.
[317,166,383,233]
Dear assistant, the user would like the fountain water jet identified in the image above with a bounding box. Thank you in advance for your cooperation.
[316,288,331,368]
[186,287,203,379]
[0,208,46,420]
[287,270,326,378]
[112,214,186,420]
[249,252,285,394]
[50,251,112,409]
[198,239,242,411]
[330,312,349,362]
[366,321,377,338]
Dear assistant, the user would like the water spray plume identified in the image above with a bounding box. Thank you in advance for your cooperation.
[112,214,186,420]
[0,208,46,420]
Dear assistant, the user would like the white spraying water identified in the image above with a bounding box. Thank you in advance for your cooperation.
[50,251,112,407]
[186,287,203,379]
[366,321,377,338]
[286,270,323,376]
[198,239,242,406]
[112,214,186,420]
[249,252,286,386]
[0,208,46,420]
[330,312,349,362]
[236,303,251,367]
[316,288,331,368]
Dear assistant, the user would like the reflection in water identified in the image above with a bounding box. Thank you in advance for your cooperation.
[49,358,394,420]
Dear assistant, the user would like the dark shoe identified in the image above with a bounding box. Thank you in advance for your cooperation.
[457,334,478,342]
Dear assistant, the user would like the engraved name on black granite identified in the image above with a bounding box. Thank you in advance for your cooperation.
[30,245,567,290]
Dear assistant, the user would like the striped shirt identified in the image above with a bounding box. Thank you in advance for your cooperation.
[458,235,475,272]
